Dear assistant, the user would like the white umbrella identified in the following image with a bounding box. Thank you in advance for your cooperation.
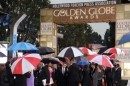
[58,46,84,58]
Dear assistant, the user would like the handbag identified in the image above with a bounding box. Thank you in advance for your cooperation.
[42,78,54,86]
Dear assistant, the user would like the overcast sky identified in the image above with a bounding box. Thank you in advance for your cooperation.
[50,0,109,39]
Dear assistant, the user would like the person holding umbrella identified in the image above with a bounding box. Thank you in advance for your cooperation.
[10,53,42,86]
[55,62,68,86]
[14,72,31,86]
[38,62,50,86]
[78,60,91,86]
[67,59,81,86]
[114,64,121,86]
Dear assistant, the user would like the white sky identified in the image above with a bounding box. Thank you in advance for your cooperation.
[50,0,110,39]
[88,23,110,39]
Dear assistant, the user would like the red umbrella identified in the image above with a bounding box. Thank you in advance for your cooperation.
[104,47,125,55]
[87,54,98,61]
[90,55,113,68]
[109,53,117,59]
[79,47,96,55]
[11,53,41,74]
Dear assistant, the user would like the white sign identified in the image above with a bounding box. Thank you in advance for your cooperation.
[41,23,53,35]
[116,19,130,34]
[52,1,116,8]
[0,44,8,64]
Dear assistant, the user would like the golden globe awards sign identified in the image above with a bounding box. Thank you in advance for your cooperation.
[52,1,116,24]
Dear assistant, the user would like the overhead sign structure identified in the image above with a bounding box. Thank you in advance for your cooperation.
[53,1,116,24]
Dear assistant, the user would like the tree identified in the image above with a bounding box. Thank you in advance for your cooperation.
[0,0,50,43]
[104,22,115,48]
[109,22,115,47]
[58,23,102,49]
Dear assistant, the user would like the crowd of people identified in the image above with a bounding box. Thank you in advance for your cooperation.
[0,57,125,86]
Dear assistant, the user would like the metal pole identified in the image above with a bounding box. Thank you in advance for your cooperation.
[9,13,27,58]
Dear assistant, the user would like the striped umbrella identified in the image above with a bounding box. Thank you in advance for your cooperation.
[90,55,113,68]
[104,47,125,55]
[11,53,41,74]
[79,47,96,55]
[58,46,84,58]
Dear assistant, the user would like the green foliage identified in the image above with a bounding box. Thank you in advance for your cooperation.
[58,24,103,49]
[104,22,115,48]
[0,0,50,43]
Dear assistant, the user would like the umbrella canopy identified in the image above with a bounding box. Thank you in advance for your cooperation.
[109,53,117,59]
[8,42,38,51]
[42,57,62,64]
[90,55,113,68]
[11,53,41,74]
[103,47,125,55]
[79,47,96,55]
[58,46,84,58]
[77,60,90,66]
[118,32,130,45]
[86,54,98,61]
[38,46,55,55]
[0,52,6,57]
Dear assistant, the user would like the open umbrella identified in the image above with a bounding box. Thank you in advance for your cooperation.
[11,53,41,74]
[90,55,113,68]
[58,46,83,58]
[118,32,130,45]
[0,52,6,57]
[79,47,96,55]
[38,46,55,55]
[103,47,125,55]
[8,42,38,51]
[77,60,90,66]
[42,57,62,64]
[87,54,98,61]
[109,53,117,59]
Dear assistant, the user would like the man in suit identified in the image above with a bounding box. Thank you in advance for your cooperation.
[105,67,115,86]
[114,64,121,86]
[55,63,68,86]
[68,59,81,86]
[14,72,31,86]
[37,62,50,86]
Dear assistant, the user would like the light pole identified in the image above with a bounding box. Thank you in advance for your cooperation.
[57,25,64,54]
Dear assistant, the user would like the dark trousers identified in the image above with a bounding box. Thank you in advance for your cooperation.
[68,81,79,86]
[106,79,114,86]
[98,80,102,86]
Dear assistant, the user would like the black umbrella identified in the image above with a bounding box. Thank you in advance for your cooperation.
[23,46,55,55]
[38,46,55,55]
[42,57,62,64]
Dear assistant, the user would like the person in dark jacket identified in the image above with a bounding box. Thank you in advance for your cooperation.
[5,61,14,86]
[81,65,91,86]
[114,64,121,86]
[38,63,50,86]
[105,67,115,86]
[55,63,68,86]
[68,59,81,86]
[14,72,31,86]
